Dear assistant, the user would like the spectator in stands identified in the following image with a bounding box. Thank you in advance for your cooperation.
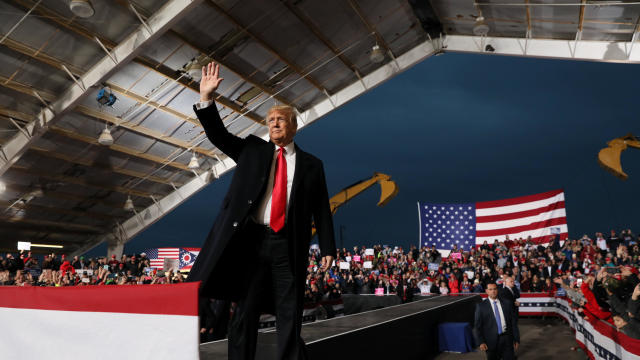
[609,230,622,254]
[530,274,543,292]
[613,313,640,339]
[596,232,608,256]
[472,279,484,293]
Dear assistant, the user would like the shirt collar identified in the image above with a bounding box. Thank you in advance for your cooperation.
[274,142,295,155]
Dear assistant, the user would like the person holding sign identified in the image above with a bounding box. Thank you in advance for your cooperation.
[187,62,336,360]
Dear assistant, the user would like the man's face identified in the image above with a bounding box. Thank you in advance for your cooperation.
[505,277,514,288]
[267,110,296,146]
[486,284,498,299]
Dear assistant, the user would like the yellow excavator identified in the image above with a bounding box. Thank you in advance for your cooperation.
[598,134,640,180]
[311,172,399,236]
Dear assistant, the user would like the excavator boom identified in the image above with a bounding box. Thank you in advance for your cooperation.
[598,134,640,180]
[312,172,399,236]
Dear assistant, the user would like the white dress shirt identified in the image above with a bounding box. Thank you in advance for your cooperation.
[253,142,296,225]
[194,100,297,226]
[489,298,507,333]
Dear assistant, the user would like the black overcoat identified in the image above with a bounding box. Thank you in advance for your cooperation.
[186,104,336,304]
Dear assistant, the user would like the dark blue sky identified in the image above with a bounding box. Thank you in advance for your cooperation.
[87,52,640,256]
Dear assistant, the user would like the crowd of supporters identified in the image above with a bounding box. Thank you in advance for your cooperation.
[2,229,640,339]
[0,252,186,286]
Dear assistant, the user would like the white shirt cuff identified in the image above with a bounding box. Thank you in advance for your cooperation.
[194,100,213,110]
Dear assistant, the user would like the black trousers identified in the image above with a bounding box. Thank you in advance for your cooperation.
[228,224,307,360]
[485,333,515,360]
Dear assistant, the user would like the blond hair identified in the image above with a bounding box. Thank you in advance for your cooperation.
[267,105,297,127]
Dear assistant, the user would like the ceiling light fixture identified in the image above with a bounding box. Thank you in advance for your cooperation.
[473,16,490,37]
[0,181,6,193]
[369,44,385,64]
[98,125,113,146]
[124,195,134,211]
[69,0,95,18]
[188,152,200,170]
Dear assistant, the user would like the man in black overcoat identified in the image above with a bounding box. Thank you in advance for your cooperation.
[474,283,520,360]
[186,62,336,360]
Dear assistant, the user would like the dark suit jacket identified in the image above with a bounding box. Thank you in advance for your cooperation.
[541,265,557,279]
[186,104,336,302]
[499,284,520,316]
[474,298,520,351]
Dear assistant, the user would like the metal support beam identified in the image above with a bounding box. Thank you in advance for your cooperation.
[282,0,360,76]
[72,38,440,256]
[443,35,640,63]
[347,0,395,58]
[4,1,264,124]
[0,84,193,172]
[10,165,158,198]
[206,0,328,94]
[0,0,203,177]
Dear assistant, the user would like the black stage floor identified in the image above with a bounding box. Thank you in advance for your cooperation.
[200,295,480,359]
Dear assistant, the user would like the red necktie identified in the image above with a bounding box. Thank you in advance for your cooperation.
[270,147,287,232]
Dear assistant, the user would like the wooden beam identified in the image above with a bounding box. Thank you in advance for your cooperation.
[76,105,215,158]
[28,145,184,187]
[49,126,192,172]
[206,0,327,94]
[0,200,119,222]
[110,0,293,107]
[10,165,157,198]
[6,183,128,211]
[105,82,201,128]
[282,0,360,76]
[0,106,191,172]
[0,216,104,234]
[347,0,394,57]
[1,2,265,124]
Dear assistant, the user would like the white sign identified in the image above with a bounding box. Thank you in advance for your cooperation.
[363,261,373,269]
[365,248,374,256]
[339,261,350,270]
[345,256,351,262]
[163,258,179,272]
[17,242,31,251]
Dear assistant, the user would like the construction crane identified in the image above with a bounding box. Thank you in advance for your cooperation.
[598,134,640,180]
[312,172,399,236]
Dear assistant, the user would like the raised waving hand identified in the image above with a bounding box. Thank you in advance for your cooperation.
[200,62,224,102]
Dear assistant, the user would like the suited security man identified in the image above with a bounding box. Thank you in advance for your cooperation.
[474,283,520,360]
[187,62,336,360]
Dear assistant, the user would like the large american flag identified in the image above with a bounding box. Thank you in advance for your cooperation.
[418,189,568,250]
[143,248,200,270]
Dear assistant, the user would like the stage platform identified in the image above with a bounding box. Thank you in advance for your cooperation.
[200,294,481,359]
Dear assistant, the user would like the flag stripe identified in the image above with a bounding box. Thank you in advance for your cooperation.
[0,282,199,315]
[527,232,569,244]
[476,215,566,237]
[476,208,566,231]
[476,191,564,216]
[475,225,568,243]
[476,201,565,223]
[476,189,563,209]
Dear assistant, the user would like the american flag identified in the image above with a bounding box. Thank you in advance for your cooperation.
[144,248,200,270]
[418,189,568,250]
